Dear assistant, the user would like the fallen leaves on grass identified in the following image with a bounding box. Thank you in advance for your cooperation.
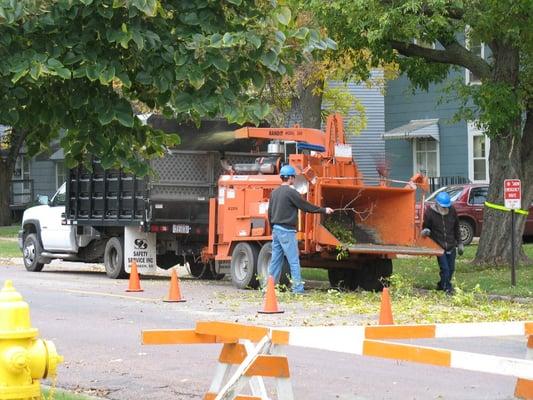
[216,274,532,326]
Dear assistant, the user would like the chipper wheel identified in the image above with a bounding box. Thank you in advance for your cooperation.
[257,242,291,289]
[230,242,260,289]
[358,259,392,291]
[328,259,392,292]
[328,268,359,291]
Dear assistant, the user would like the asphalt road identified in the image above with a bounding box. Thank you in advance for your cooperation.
[0,261,525,400]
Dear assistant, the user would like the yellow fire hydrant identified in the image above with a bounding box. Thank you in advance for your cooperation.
[0,280,63,399]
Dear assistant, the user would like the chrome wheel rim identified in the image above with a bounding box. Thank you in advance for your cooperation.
[24,242,35,265]
[459,224,471,243]
[234,250,249,281]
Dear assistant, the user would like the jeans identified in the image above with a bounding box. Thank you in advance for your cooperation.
[437,249,456,292]
[268,226,304,293]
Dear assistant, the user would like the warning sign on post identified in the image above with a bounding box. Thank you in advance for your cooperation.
[504,179,521,210]
[124,226,157,274]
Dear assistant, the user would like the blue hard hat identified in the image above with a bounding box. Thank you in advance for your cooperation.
[280,165,296,177]
[435,192,452,208]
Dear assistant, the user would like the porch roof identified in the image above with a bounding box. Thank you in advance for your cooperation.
[383,119,440,141]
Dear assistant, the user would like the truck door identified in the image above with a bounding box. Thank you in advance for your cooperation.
[40,183,77,252]
[468,186,488,228]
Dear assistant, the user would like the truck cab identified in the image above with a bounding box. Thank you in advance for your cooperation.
[19,183,78,272]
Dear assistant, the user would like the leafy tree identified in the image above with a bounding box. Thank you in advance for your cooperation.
[311,0,533,266]
[0,0,330,225]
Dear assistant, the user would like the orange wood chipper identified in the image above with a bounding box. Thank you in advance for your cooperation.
[202,114,442,290]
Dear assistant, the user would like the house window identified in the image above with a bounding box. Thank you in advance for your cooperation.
[468,123,490,183]
[413,138,439,177]
[465,31,485,85]
[55,160,66,189]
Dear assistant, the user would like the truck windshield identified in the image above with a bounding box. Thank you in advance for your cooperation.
[51,182,66,206]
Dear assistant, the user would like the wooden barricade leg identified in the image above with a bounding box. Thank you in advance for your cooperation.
[215,335,272,400]
[205,341,268,400]
[515,335,533,400]
[242,340,268,399]
[206,343,248,397]
[270,344,295,400]
[211,339,294,400]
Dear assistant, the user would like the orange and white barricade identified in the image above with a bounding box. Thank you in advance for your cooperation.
[515,334,533,399]
[142,322,293,400]
[142,320,533,399]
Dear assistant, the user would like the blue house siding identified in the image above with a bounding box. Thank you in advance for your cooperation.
[327,72,385,184]
[385,70,469,182]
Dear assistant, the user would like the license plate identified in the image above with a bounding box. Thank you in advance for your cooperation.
[172,224,191,234]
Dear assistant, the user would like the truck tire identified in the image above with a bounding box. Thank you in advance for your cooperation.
[257,242,291,289]
[358,259,392,291]
[459,219,474,246]
[230,242,260,289]
[328,268,358,290]
[23,233,45,272]
[104,237,127,279]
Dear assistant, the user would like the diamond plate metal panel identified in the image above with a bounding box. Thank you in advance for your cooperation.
[151,152,211,183]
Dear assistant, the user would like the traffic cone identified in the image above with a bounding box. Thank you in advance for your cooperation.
[126,260,143,292]
[258,276,284,314]
[163,268,186,303]
[378,287,394,325]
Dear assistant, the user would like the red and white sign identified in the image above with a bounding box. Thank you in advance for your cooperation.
[504,179,521,210]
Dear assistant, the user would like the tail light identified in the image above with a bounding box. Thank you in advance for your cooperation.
[150,224,170,233]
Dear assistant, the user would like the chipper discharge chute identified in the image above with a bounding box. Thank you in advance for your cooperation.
[205,113,443,291]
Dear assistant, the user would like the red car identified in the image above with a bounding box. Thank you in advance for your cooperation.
[416,184,533,245]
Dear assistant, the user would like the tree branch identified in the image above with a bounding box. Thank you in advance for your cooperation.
[389,40,492,80]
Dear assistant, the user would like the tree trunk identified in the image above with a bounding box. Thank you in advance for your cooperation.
[288,79,324,129]
[0,127,27,226]
[474,109,533,266]
[0,163,12,226]
[472,42,532,267]
[300,80,324,129]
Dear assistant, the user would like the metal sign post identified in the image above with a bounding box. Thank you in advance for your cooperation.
[504,179,521,286]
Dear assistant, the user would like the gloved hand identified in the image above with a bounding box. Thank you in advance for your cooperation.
[457,243,464,256]
[421,228,431,237]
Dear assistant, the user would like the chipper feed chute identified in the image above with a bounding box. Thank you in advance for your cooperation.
[315,183,443,256]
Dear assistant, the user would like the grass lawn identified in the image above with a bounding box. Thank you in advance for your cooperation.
[302,244,533,298]
[0,224,20,238]
[394,244,533,297]
[0,224,22,258]
[0,239,21,258]
[42,387,93,400]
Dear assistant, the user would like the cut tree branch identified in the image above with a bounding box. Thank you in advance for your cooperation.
[389,40,492,80]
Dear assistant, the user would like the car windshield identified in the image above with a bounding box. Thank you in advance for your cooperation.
[426,186,464,202]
